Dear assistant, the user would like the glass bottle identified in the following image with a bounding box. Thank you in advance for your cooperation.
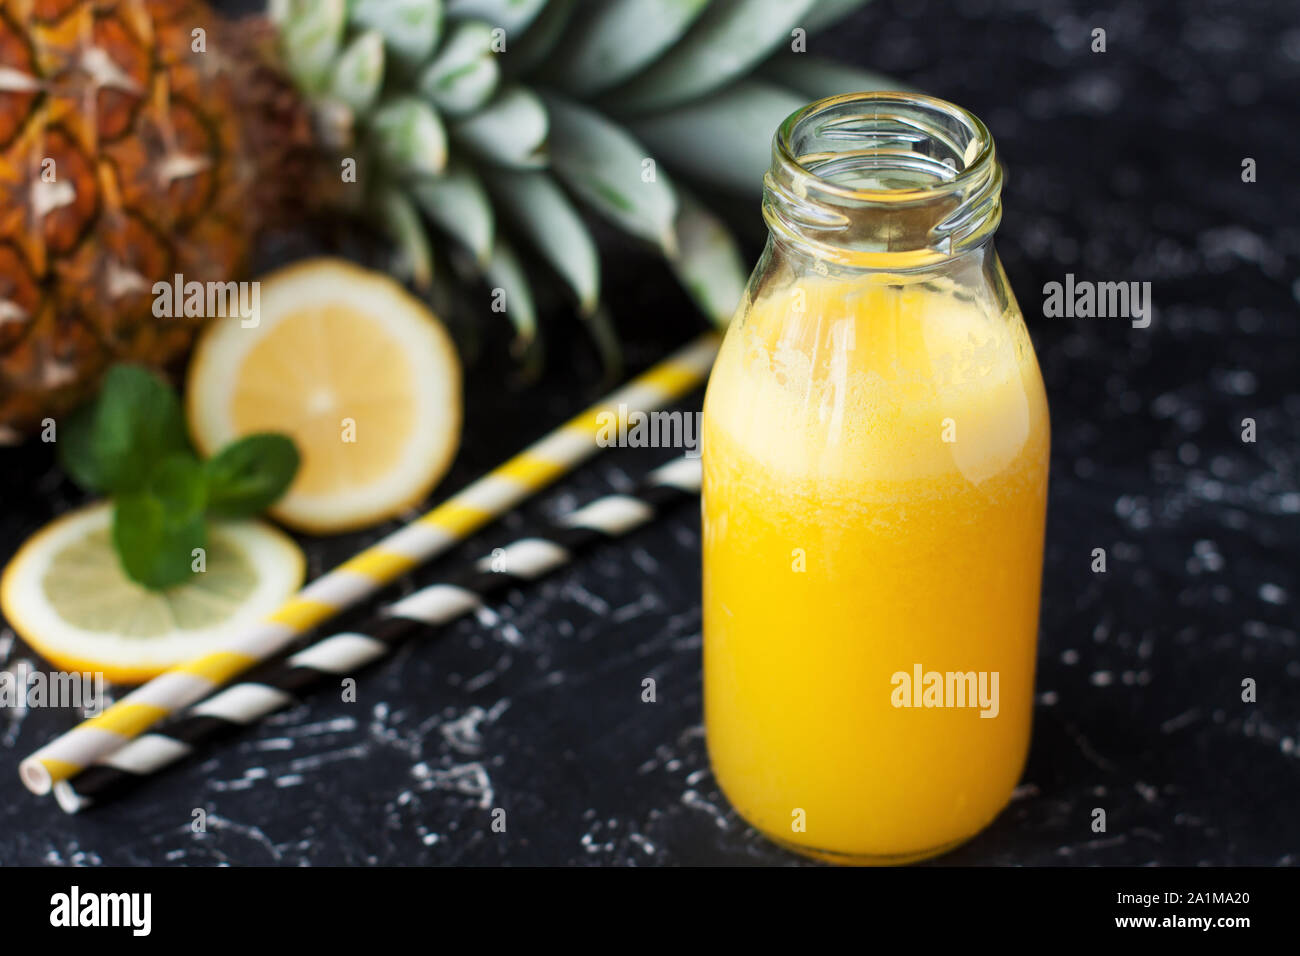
[701,92,1050,865]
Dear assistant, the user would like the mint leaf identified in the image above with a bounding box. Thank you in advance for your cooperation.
[58,400,106,493]
[91,365,190,493]
[112,456,208,590]
[203,433,300,518]
[151,454,209,513]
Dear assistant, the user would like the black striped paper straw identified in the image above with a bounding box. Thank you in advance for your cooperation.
[53,456,701,813]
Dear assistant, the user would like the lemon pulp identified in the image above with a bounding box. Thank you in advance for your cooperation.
[44,529,257,636]
[231,304,418,496]
[185,258,462,534]
[2,504,304,683]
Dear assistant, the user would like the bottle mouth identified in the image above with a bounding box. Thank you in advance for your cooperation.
[764,91,1002,268]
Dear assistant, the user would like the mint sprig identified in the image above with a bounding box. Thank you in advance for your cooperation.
[91,364,191,492]
[114,456,208,590]
[59,365,300,591]
[204,434,300,518]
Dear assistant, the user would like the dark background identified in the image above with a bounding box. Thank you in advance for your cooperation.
[2,0,1297,865]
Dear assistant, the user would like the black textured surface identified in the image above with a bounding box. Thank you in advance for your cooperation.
[1,0,1297,865]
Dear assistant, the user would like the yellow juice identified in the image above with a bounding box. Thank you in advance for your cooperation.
[701,275,1050,864]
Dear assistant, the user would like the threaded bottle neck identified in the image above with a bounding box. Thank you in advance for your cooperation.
[762,92,1003,270]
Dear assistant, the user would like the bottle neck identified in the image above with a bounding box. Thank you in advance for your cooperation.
[761,92,1003,272]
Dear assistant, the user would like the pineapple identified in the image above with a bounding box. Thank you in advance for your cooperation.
[0,0,313,440]
[0,0,901,440]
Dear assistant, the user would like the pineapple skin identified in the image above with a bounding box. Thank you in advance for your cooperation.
[0,0,277,441]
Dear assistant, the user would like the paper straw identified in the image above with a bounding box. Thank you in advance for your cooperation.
[52,456,703,813]
[20,335,719,795]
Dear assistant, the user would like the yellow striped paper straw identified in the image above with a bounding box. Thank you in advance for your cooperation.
[19,333,720,795]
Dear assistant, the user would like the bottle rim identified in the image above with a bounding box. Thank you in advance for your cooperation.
[773,91,995,202]
[764,91,1002,267]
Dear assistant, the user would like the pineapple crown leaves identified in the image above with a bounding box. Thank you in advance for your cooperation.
[60,366,300,591]
[268,0,904,358]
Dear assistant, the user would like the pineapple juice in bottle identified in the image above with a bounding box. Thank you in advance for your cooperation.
[701,93,1050,864]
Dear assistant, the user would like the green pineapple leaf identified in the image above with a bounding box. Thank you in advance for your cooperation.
[274,0,347,95]
[411,161,496,265]
[546,0,711,96]
[581,305,623,381]
[504,0,578,75]
[274,0,909,357]
[543,92,677,255]
[630,79,807,195]
[603,0,817,113]
[329,30,385,113]
[351,0,444,68]
[419,20,501,116]
[480,238,538,354]
[668,190,748,325]
[483,168,600,314]
[447,0,550,36]
[452,85,549,168]
[371,97,448,176]
[759,54,918,100]
[376,187,435,287]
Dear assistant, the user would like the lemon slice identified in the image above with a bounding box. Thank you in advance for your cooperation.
[1,504,304,684]
[186,258,462,534]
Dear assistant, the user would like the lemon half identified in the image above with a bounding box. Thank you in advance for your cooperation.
[186,258,462,534]
[1,504,304,684]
